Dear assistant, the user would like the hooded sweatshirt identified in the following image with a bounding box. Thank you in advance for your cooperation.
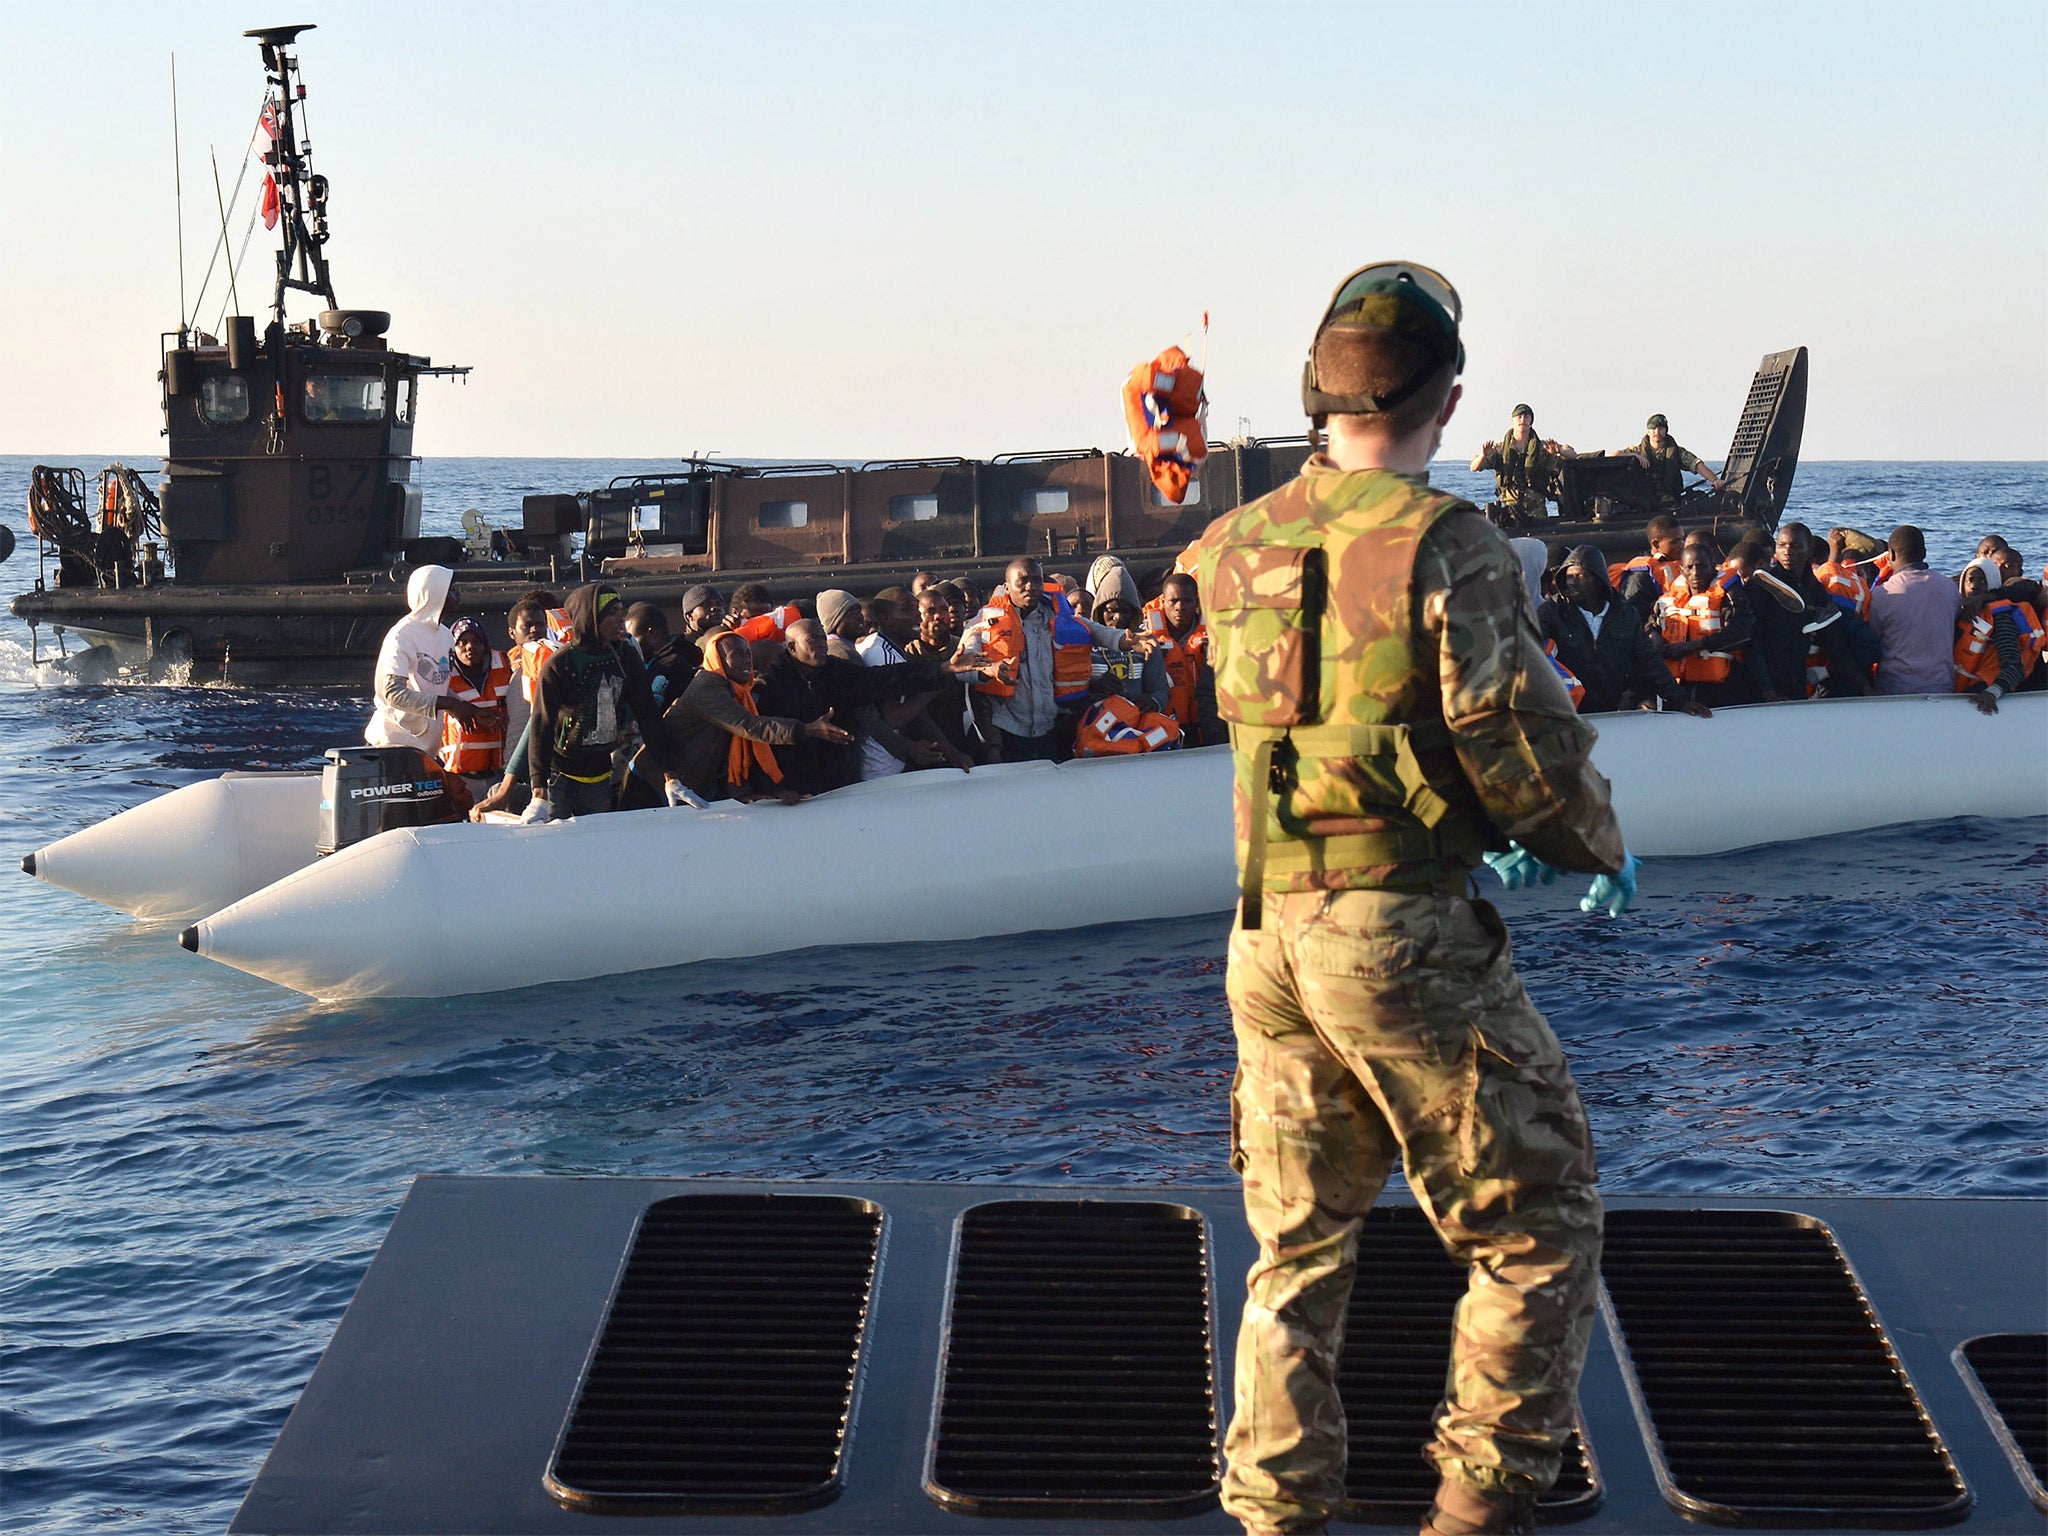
[1085,556,1142,614]
[528,584,668,793]
[1536,550,1686,713]
[365,565,454,751]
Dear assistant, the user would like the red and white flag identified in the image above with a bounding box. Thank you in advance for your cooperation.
[256,101,281,229]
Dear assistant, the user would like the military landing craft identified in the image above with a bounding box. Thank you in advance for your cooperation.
[4,26,1809,685]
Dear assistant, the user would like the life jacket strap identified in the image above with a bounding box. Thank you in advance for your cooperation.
[1236,717,1486,928]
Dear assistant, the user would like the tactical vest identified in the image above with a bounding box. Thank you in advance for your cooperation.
[1494,433,1544,507]
[1633,437,1686,503]
[1195,463,1494,928]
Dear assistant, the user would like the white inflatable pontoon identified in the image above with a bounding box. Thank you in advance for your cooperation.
[158,693,2045,1001]
[22,771,324,923]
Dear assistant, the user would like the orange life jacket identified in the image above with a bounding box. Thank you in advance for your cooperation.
[1953,599,2044,690]
[516,635,568,705]
[1121,345,1208,504]
[1608,553,1680,598]
[967,587,1095,705]
[732,603,802,643]
[1141,597,1209,742]
[1658,578,1736,684]
[1815,560,1872,622]
[1074,694,1182,756]
[1543,638,1585,707]
[440,652,514,774]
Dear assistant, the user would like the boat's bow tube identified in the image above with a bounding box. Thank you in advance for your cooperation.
[184,752,1242,1000]
[182,694,2046,1000]
[24,771,323,923]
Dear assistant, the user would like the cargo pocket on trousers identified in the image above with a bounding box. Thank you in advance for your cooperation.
[1461,1021,1586,1181]
[1228,1066,1247,1174]
[1293,892,1451,1061]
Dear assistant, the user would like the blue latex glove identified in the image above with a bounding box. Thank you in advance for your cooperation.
[1581,852,1640,917]
[1483,842,1560,891]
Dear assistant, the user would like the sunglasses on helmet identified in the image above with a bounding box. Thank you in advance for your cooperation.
[1319,261,1463,334]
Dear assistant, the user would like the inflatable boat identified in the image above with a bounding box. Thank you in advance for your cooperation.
[139,693,2043,1000]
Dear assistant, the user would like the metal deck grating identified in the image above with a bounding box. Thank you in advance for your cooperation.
[1341,1205,1601,1522]
[925,1199,1218,1516]
[1956,1333,2047,1513]
[544,1193,882,1514]
[1600,1207,1970,1526]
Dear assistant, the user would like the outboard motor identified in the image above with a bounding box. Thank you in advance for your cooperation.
[317,746,454,856]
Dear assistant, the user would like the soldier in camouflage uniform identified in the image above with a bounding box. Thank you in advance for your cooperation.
[1617,412,1724,509]
[1192,264,1627,1536]
[1468,404,1575,524]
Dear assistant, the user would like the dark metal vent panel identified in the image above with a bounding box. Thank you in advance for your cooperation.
[545,1193,882,1514]
[1956,1333,2048,1513]
[1600,1207,1969,1526]
[926,1199,1218,1516]
[1342,1205,1601,1522]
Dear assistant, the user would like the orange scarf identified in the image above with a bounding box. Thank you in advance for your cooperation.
[699,631,783,788]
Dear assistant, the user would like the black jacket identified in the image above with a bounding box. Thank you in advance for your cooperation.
[753,651,944,794]
[639,634,700,715]
[660,669,802,801]
[1746,563,1825,698]
[1538,595,1684,713]
[529,642,667,791]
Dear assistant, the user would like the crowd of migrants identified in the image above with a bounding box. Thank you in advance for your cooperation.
[367,511,2042,822]
[1474,405,2044,718]
[364,555,1214,821]
[1522,519,2043,724]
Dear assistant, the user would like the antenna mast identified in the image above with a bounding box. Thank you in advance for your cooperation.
[207,147,243,318]
[244,24,337,326]
[171,54,188,340]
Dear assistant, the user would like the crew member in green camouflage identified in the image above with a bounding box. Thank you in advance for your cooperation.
[1191,263,1627,1536]
[1616,412,1724,509]
[1468,404,1576,524]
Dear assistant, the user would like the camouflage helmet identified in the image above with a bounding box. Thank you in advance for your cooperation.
[1646,413,1669,429]
[1301,261,1464,420]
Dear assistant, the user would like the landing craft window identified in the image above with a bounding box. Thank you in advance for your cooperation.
[759,500,809,529]
[1023,489,1070,516]
[1150,479,1200,507]
[302,374,387,424]
[394,376,415,426]
[199,375,250,426]
[887,494,940,523]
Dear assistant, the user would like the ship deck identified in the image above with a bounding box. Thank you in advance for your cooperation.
[230,1178,2045,1534]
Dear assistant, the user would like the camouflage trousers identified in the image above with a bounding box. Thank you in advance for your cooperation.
[1220,886,1603,1533]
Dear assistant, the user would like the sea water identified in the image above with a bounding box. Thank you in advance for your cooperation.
[0,459,2043,1532]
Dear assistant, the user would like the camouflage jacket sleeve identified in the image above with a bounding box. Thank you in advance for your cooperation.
[1417,511,1626,874]
[1677,445,1708,474]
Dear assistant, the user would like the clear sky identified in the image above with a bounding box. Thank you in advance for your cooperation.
[3,0,2043,462]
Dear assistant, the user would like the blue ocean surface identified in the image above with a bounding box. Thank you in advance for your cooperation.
[0,459,2044,1533]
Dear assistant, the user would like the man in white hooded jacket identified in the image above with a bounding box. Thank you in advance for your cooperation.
[365,565,485,750]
